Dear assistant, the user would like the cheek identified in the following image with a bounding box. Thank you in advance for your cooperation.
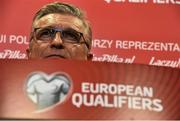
[67,45,88,59]
[31,43,49,55]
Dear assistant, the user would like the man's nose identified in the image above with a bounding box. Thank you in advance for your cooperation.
[50,32,64,49]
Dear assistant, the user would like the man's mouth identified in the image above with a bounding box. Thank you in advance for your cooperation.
[44,55,66,59]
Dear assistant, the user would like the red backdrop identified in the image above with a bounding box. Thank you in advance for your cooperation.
[0,0,180,68]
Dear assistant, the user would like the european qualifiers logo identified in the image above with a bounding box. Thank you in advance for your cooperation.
[72,82,163,112]
[25,72,71,112]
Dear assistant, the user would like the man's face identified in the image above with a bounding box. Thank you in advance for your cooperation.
[27,13,92,60]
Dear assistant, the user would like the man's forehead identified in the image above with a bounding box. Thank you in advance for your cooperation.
[33,13,84,31]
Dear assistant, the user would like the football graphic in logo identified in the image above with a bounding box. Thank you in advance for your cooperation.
[25,72,71,111]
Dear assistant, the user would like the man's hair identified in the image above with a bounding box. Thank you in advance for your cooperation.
[30,2,92,49]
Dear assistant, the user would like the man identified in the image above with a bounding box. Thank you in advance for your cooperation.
[26,2,93,60]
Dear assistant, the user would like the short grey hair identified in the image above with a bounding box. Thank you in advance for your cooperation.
[30,2,92,49]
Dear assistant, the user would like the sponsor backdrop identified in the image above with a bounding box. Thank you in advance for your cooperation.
[0,0,180,68]
[0,59,179,120]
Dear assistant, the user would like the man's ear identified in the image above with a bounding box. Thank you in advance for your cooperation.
[26,48,31,59]
[87,53,93,61]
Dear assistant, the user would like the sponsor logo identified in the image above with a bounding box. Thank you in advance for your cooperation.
[0,49,26,59]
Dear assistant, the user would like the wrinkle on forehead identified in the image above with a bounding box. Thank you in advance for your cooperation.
[33,13,85,32]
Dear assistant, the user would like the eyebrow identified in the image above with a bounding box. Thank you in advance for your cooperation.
[34,26,83,33]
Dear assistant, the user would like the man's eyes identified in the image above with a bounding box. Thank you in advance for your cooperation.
[36,29,53,40]
[35,28,81,43]
[62,30,80,41]
[39,29,52,36]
